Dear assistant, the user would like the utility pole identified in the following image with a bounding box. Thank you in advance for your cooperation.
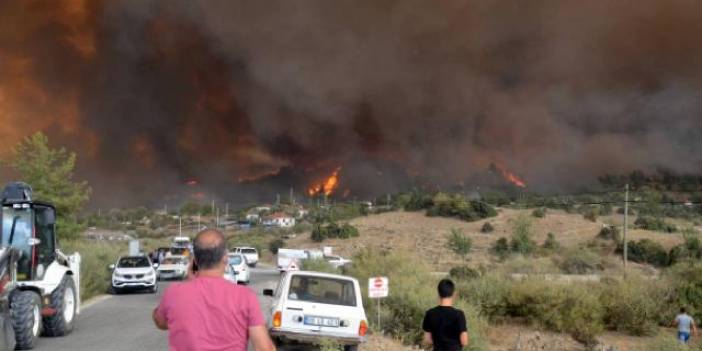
[623,184,629,272]
[225,203,229,221]
[290,188,295,205]
[216,207,220,228]
[178,216,182,237]
[197,214,201,232]
[211,200,215,215]
[276,193,281,206]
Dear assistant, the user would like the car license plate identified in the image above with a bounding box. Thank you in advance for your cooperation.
[304,316,339,327]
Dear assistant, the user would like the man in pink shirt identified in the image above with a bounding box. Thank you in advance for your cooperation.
[153,229,276,351]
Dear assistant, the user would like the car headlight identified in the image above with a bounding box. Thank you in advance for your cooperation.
[145,271,154,277]
[113,272,123,279]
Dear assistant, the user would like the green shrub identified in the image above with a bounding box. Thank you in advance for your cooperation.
[480,222,494,234]
[459,273,511,321]
[600,277,663,336]
[558,248,603,274]
[635,216,678,233]
[597,225,621,241]
[507,280,604,345]
[268,238,285,254]
[583,210,598,222]
[542,233,560,250]
[669,233,702,265]
[618,239,669,267]
[491,238,511,259]
[531,208,547,218]
[447,229,472,262]
[426,192,497,222]
[311,222,360,242]
[63,240,126,301]
[510,216,536,255]
[665,263,702,324]
[449,266,480,280]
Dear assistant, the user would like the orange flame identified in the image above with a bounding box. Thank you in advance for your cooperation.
[493,164,527,188]
[307,167,342,197]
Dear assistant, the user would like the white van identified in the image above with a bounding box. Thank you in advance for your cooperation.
[263,271,368,350]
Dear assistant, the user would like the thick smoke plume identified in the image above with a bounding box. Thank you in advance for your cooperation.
[2,0,702,206]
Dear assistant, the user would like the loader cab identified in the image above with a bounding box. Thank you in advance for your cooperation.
[0,182,57,282]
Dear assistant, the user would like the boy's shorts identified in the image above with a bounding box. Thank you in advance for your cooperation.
[678,331,691,343]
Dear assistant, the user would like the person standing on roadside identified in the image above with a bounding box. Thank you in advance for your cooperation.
[674,307,698,344]
[152,229,276,351]
[422,279,469,351]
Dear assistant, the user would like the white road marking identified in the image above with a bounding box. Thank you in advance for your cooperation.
[80,294,113,311]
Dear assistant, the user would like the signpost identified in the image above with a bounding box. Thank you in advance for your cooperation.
[368,277,389,330]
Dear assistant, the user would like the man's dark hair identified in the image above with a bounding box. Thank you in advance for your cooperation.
[681,307,687,313]
[193,229,226,270]
[437,279,455,299]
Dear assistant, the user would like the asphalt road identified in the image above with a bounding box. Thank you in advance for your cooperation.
[31,266,281,351]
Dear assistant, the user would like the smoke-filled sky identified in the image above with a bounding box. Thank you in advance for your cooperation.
[1,0,702,206]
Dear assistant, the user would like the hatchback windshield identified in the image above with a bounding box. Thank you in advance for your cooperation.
[242,248,257,254]
[118,257,150,268]
[288,275,356,306]
[228,255,243,265]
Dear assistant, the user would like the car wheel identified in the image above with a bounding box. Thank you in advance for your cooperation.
[42,275,77,336]
[10,290,41,350]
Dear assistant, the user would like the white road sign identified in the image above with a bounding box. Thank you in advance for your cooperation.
[368,276,389,298]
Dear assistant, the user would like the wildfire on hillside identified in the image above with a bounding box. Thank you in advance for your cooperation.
[491,164,527,188]
[307,167,342,197]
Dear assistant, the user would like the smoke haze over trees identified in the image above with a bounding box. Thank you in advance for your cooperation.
[2,1,702,206]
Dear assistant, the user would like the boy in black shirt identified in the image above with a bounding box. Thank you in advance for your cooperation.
[422,279,469,351]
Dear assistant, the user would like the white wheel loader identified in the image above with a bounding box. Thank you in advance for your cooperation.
[0,182,80,349]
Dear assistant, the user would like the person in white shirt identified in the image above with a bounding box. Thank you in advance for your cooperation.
[674,307,698,344]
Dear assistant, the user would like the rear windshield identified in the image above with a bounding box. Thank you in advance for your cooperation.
[242,248,257,254]
[288,275,356,306]
[118,257,150,268]
[228,255,243,265]
[162,257,184,265]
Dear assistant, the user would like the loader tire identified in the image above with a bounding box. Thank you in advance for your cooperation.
[10,290,41,350]
[42,276,76,337]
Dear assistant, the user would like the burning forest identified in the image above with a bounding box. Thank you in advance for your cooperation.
[2,0,702,206]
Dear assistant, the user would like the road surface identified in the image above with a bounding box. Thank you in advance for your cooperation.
[32,266,281,351]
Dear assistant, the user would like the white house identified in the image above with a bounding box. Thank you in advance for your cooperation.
[245,213,260,222]
[263,212,296,228]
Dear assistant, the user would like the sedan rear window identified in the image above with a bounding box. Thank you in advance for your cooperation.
[242,248,257,254]
[288,275,356,306]
[162,257,184,265]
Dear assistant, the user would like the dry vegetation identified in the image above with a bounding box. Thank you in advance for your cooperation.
[287,208,689,271]
[285,208,701,350]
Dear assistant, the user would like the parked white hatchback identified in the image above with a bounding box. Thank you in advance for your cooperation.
[227,253,250,284]
[264,271,368,350]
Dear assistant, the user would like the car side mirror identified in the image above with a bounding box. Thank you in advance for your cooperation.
[108,264,115,270]
[263,289,274,297]
[153,263,159,269]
